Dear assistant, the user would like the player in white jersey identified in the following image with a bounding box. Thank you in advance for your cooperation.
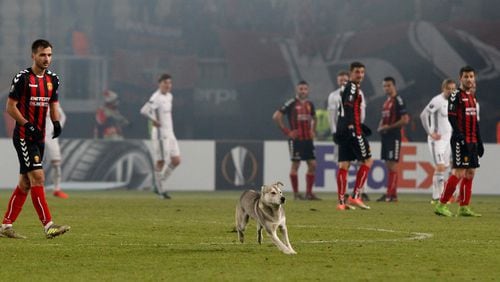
[327,70,369,201]
[420,79,456,203]
[45,106,68,198]
[140,74,181,199]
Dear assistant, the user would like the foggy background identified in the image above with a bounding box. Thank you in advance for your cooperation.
[1,0,499,142]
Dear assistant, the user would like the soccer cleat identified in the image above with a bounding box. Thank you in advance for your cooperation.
[159,192,171,200]
[336,203,356,210]
[294,193,306,200]
[305,193,322,201]
[387,196,398,203]
[457,206,482,217]
[434,203,453,217]
[376,194,387,202]
[347,196,371,210]
[45,224,71,239]
[0,227,26,239]
[53,190,69,199]
[430,198,440,205]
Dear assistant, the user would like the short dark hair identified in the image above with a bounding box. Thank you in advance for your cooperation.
[297,80,308,86]
[31,39,52,53]
[337,70,349,77]
[350,61,365,71]
[158,73,172,83]
[383,76,396,85]
[459,66,475,77]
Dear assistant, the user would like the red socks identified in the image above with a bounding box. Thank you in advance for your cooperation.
[440,175,460,204]
[30,186,52,226]
[459,177,473,206]
[337,168,348,204]
[353,165,370,198]
[386,171,398,198]
[290,173,298,194]
[3,186,28,225]
[306,173,315,195]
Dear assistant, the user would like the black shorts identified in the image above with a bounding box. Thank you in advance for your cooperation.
[13,138,44,174]
[288,139,315,161]
[337,133,371,162]
[381,134,401,161]
[451,137,480,169]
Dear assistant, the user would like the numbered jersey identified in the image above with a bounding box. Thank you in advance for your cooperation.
[8,67,60,140]
[448,89,478,143]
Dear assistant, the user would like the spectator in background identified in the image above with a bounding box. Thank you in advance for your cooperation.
[95,90,129,140]
[376,77,410,202]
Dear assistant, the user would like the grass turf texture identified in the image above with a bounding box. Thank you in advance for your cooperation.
[1,190,499,281]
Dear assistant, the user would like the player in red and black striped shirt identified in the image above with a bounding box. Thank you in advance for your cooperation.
[376,77,409,202]
[273,80,320,200]
[335,62,373,210]
[435,66,484,217]
[0,39,70,239]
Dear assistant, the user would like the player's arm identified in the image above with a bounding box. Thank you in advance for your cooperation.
[272,110,291,137]
[419,100,439,139]
[388,96,410,130]
[360,91,366,123]
[49,102,62,138]
[327,93,338,134]
[140,99,160,126]
[310,103,317,139]
[341,83,355,129]
[6,98,28,125]
[447,91,461,136]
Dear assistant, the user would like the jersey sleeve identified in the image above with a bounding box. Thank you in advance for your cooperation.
[8,71,26,101]
[310,101,316,117]
[395,95,407,116]
[341,82,356,126]
[279,98,294,114]
[448,90,460,133]
[327,92,339,133]
[359,90,366,123]
[140,95,159,121]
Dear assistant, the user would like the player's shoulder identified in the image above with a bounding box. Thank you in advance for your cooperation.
[395,95,405,105]
[11,68,30,83]
[449,89,460,103]
[283,98,296,107]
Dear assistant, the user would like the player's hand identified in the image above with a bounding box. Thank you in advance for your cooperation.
[361,124,372,137]
[310,130,316,139]
[332,133,339,144]
[52,121,62,139]
[153,120,161,127]
[24,122,43,141]
[377,124,389,133]
[477,141,484,158]
[430,133,441,141]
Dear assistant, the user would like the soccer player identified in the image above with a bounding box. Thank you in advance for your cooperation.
[273,80,320,201]
[0,39,70,239]
[420,79,456,204]
[45,106,69,198]
[335,62,372,210]
[328,70,370,202]
[376,77,409,202]
[140,74,181,200]
[435,66,484,217]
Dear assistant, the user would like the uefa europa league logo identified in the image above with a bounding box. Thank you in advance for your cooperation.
[231,146,248,186]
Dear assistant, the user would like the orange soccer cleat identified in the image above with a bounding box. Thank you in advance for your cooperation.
[53,190,69,199]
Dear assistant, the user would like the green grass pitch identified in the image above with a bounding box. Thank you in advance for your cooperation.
[0,190,499,281]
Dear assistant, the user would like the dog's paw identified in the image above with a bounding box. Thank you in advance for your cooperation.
[283,249,297,255]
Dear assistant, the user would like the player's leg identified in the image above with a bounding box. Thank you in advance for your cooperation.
[46,138,68,199]
[305,159,320,200]
[0,174,30,239]
[304,140,319,200]
[27,143,69,238]
[160,137,181,181]
[347,135,371,209]
[288,139,304,200]
[336,135,354,208]
[385,161,399,201]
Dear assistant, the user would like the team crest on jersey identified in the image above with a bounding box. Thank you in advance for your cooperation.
[429,103,434,109]
[34,155,40,163]
[47,82,53,91]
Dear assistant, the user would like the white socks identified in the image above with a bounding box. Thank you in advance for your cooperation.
[432,172,445,199]
[52,163,62,191]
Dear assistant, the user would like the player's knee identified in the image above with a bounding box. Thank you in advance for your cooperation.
[171,157,181,167]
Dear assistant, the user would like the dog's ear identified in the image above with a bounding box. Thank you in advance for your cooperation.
[275,181,284,187]
[261,185,266,193]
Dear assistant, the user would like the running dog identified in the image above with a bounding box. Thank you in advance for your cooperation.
[235,181,296,255]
